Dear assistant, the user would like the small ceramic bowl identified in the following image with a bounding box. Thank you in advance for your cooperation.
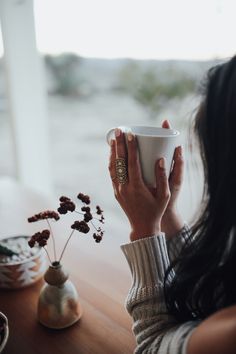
[0,235,47,289]
[0,312,9,353]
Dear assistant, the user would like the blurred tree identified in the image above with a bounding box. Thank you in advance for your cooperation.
[117,61,196,119]
[45,54,82,96]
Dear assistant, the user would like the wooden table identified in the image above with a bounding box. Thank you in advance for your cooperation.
[0,179,136,354]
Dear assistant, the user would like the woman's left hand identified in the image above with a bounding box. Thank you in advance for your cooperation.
[108,128,170,242]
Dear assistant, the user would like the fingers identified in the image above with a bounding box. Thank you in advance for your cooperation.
[114,128,129,189]
[108,139,118,195]
[115,128,127,159]
[108,139,116,180]
[155,158,170,204]
[110,128,147,190]
[126,133,143,185]
[169,146,184,192]
[162,119,171,129]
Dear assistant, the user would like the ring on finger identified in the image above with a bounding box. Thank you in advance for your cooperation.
[115,158,128,184]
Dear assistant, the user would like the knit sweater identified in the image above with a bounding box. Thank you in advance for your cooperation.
[121,225,200,354]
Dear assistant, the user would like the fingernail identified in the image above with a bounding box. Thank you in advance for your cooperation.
[115,128,121,137]
[127,133,133,142]
[178,145,183,157]
[163,119,171,128]
[159,158,166,169]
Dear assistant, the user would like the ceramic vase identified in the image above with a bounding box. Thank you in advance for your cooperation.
[37,262,82,329]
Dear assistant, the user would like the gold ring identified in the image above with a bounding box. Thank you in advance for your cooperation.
[115,158,128,184]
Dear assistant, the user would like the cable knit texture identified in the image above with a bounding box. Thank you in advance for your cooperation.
[121,225,199,354]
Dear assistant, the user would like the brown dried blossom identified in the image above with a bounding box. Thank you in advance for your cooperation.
[58,196,76,214]
[59,196,70,202]
[81,206,90,213]
[99,215,105,224]
[28,210,60,222]
[96,206,103,215]
[95,206,105,224]
[84,212,93,222]
[77,193,90,205]
[71,220,90,233]
[93,230,104,243]
[28,229,50,248]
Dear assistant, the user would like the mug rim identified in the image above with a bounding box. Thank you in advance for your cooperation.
[106,126,180,144]
[128,125,180,138]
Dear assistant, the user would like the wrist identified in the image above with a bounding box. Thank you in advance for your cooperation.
[161,208,184,239]
[164,205,178,216]
[130,225,161,242]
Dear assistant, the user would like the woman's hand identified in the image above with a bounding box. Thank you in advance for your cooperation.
[108,128,170,242]
[160,120,185,238]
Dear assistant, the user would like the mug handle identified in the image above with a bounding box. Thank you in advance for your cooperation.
[106,127,116,145]
[106,126,132,145]
[0,312,9,353]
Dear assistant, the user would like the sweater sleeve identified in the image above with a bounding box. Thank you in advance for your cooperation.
[121,233,199,354]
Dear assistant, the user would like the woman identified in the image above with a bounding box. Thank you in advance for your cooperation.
[108,56,236,354]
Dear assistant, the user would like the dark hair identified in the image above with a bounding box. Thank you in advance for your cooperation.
[164,56,236,322]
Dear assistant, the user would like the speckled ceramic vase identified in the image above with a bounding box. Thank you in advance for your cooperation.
[37,262,82,329]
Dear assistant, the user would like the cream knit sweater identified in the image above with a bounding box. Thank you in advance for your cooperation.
[121,225,200,354]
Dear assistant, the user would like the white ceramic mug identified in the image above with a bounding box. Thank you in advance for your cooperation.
[106,125,180,186]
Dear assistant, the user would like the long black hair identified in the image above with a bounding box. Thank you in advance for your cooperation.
[164,56,236,322]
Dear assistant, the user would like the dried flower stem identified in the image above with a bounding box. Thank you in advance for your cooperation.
[75,210,101,222]
[59,229,75,263]
[92,216,102,221]
[90,219,100,232]
[75,211,84,215]
[75,211,99,232]
[46,219,57,261]
[43,246,53,264]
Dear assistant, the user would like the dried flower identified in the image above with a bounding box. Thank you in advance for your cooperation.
[77,193,90,205]
[28,239,35,248]
[28,210,60,222]
[81,206,90,213]
[58,196,76,215]
[96,206,103,215]
[28,229,50,248]
[59,196,70,202]
[28,193,105,265]
[99,215,105,224]
[84,212,93,222]
[93,232,103,243]
[71,220,90,233]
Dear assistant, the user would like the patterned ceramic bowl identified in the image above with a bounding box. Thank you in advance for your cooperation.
[0,235,47,289]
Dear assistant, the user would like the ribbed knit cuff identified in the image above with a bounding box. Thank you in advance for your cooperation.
[120,233,170,288]
[166,224,191,263]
